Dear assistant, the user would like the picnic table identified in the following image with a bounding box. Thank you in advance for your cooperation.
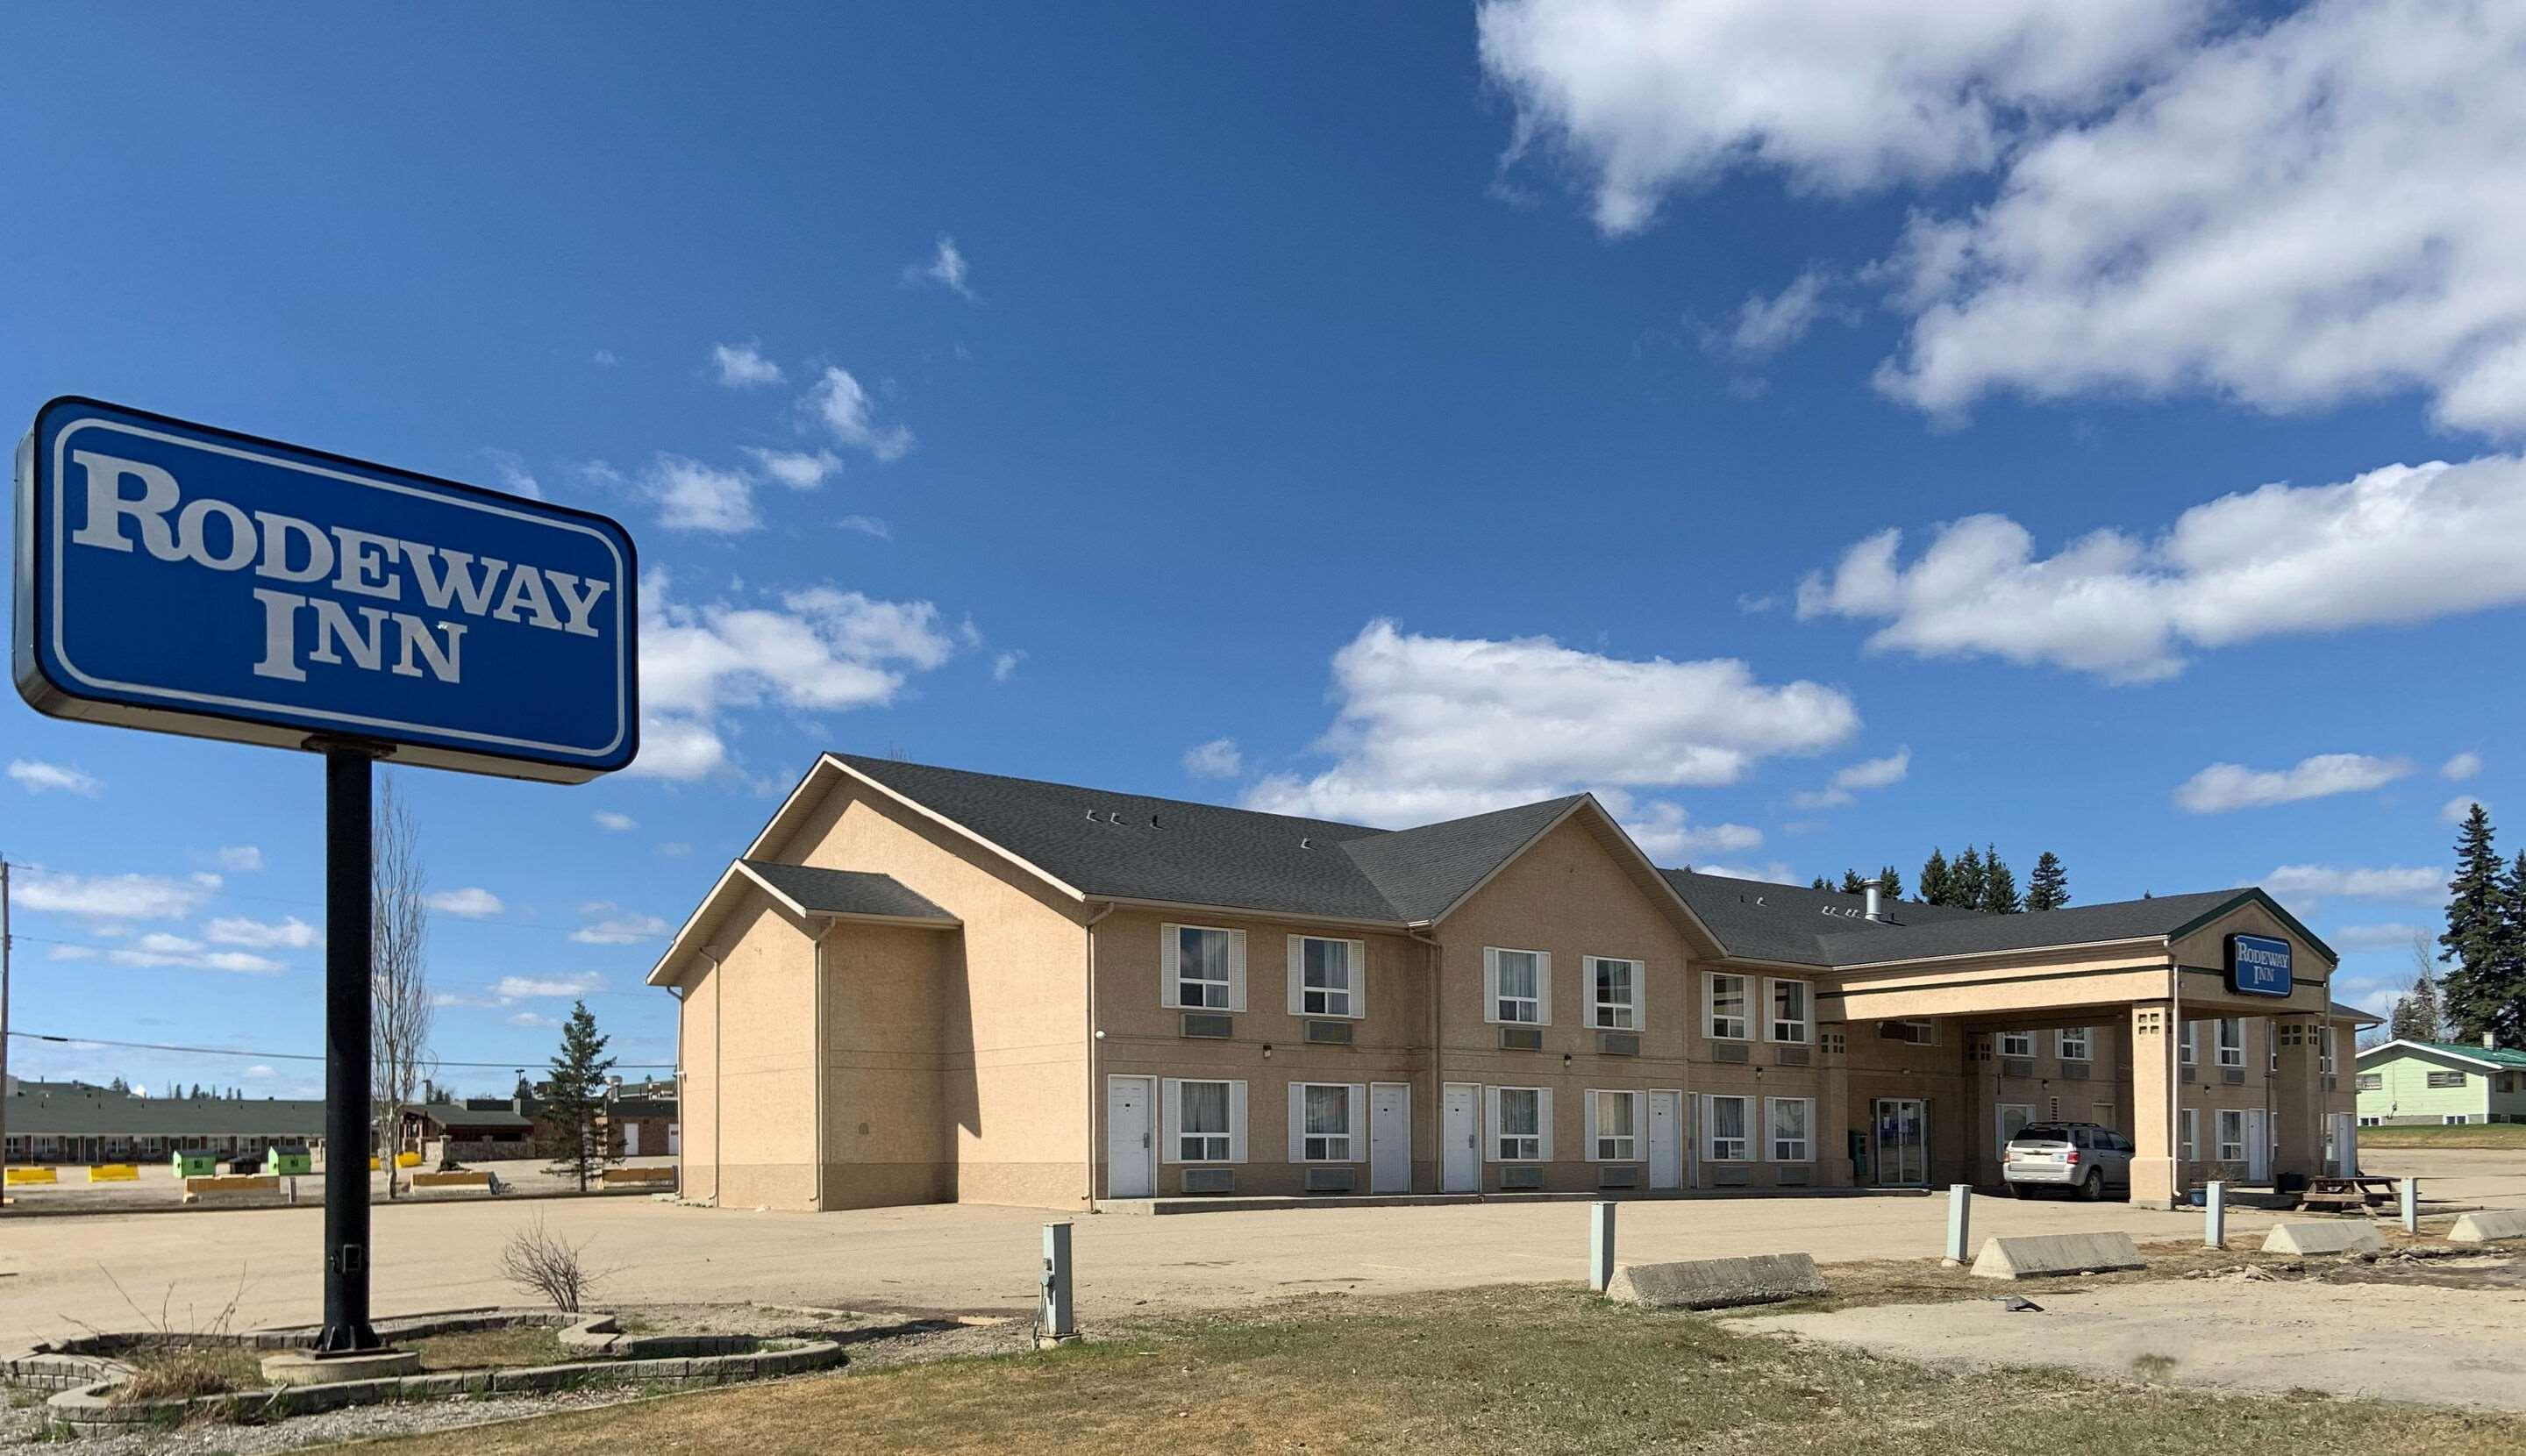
[2298,1175,2398,1212]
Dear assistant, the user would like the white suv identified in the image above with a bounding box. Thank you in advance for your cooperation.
[2002,1121,2133,1200]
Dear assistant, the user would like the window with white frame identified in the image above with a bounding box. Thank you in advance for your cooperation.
[1705,1094,1751,1161]
[1767,1096,1813,1161]
[2216,1109,2245,1162]
[1167,924,1241,1010]
[1589,957,1641,1030]
[1999,1031,2034,1059]
[1488,948,1547,1024]
[2056,1026,2091,1061]
[2320,1027,2336,1076]
[1997,1103,2033,1158]
[1706,974,1749,1040]
[2216,1018,2244,1068]
[2179,1021,2197,1066]
[2444,1114,2472,1125]
[1768,979,1810,1043]
[1176,1081,1235,1162]
[1291,937,1360,1018]
[1295,1083,1355,1161]
[2270,1027,2279,1074]
[2426,1069,2465,1089]
[2180,1108,2199,1162]
[1590,1089,1640,1160]
[2354,1072,2381,1091]
[1493,1086,1546,1160]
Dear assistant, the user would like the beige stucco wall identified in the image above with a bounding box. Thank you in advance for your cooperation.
[820,921,955,1209]
[680,898,819,1210]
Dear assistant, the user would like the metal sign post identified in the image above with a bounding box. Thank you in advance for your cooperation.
[12,397,638,1358]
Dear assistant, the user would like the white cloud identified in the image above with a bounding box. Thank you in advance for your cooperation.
[482,447,543,499]
[990,649,1023,683]
[591,349,618,368]
[1242,618,1857,827]
[571,903,669,945]
[631,570,973,780]
[16,870,214,921]
[1879,0,2526,435]
[1797,454,2526,682]
[56,933,284,974]
[205,915,319,949]
[425,887,506,918]
[1789,746,1910,810]
[655,841,692,858]
[2261,863,2442,904]
[645,454,760,533]
[1183,738,1243,779]
[742,446,844,490]
[2441,752,2484,782]
[201,951,282,974]
[138,931,203,954]
[508,1010,561,1029]
[1712,269,1852,356]
[836,514,894,541]
[802,367,914,461]
[209,846,263,873]
[710,340,786,389]
[1686,860,1802,886]
[244,1065,276,1079]
[2173,753,2415,815]
[2442,796,2488,826]
[593,811,638,832]
[496,972,603,998]
[904,235,979,302]
[1476,0,2208,235]
[1601,792,1763,860]
[8,760,103,796]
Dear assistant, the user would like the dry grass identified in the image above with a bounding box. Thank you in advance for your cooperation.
[108,1346,263,1404]
[2355,1123,2526,1149]
[406,1327,574,1372]
[347,1284,2526,1456]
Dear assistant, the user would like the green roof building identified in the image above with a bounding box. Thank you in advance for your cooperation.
[2352,1038,2526,1125]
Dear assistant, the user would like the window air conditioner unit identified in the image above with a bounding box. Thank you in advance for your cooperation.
[1712,1043,1750,1064]
[2001,1059,2036,1079]
[1180,1167,1235,1195]
[1304,1019,1354,1046]
[1499,1026,1544,1052]
[1597,1165,1639,1189]
[1773,1046,1811,1067]
[1302,1167,1358,1193]
[2060,1062,2090,1081]
[1597,1031,1639,1057]
[1181,1013,1234,1039]
[1498,1165,1545,1190]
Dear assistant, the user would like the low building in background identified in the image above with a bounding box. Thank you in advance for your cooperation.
[2353,1038,2526,1125]
[2,1080,328,1165]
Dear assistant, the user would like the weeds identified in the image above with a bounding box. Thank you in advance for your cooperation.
[500,1215,607,1312]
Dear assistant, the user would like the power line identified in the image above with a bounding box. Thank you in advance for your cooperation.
[4,1029,674,1069]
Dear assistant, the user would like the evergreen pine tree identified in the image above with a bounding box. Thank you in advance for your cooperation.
[2440,803,2510,1042]
[535,1001,623,1192]
[1918,847,1951,906]
[2024,852,2070,911]
[2481,849,2526,1048]
[1950,845,1987,910]
[1838,868,1867,895]
[1809,875,1831,890]
[1875,866,1905,902]
[1979,846,2021,914]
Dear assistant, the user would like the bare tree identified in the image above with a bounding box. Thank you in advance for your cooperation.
[371,772,436,1199]
[499,1214,603,1311]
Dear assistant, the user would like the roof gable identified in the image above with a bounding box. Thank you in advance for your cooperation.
[2356,1038,2526,1070]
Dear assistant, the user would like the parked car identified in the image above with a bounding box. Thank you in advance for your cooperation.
[2002,1121,2133,1200]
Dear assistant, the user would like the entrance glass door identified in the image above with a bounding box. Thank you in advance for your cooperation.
[1873,1098,1928,1187]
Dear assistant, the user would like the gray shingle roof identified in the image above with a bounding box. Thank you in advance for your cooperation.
[1816,889,2248,966]
[4,1088,328,1140]
[741,860,958,923]
[1660,873,1987,965]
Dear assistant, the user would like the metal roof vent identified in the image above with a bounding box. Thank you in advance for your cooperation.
[1865,885,1883,922]
[1149,814,1163,829]
[1298,837,1314,850]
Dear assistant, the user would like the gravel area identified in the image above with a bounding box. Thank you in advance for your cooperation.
[1,1384,660,1456]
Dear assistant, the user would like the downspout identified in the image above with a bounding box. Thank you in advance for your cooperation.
[703,948,724,1207]
[1410,928,1442,1194]
[1083,902,1117,1209]
[813,919,836,1211]
[2167,954,2181,1208]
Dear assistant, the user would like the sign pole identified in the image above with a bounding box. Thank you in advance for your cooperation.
[318,744,382,1353]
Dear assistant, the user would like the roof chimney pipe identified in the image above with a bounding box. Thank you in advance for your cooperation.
[2488,1031,2500,1051]
[1864,884,1883,922]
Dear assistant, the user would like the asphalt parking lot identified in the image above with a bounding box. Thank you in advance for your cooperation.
[3,1148,2515,1348]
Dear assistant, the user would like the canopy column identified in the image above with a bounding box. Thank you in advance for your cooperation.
[2128,1001,2180,1209]
[2272,1015,2325,1185]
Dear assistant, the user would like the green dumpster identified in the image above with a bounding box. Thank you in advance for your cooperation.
[268,1144,313,1176]
[170,1148,217,1178]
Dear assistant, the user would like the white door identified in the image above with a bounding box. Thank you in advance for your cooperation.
[1106,1076,1155,1199]
[1442,1082,1481,1192]
[1646,1089,1682,1189]
[1370,1083,1411,1193]
[2244,1110,2271,1183]
[667,1123,681,1155]
[622,1123,641,1157]
[2330,1112,2358,1175]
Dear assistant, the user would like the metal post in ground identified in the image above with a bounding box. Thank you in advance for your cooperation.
[1038,1221,1078,1346]
[318,747,381,1354]
[2401,1177,2420,1236]
[2203,1181,2226,1248]
[1944,1184,1972,1265]
[1588,1201,1616,1292]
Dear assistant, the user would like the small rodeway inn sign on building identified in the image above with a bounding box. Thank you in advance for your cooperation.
[13,397,636,781]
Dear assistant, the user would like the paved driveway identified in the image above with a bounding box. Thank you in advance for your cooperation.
[2,1147,2513,1348]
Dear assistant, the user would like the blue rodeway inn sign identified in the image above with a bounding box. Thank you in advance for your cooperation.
[14,396,636,781]
[2225,932,2294,998]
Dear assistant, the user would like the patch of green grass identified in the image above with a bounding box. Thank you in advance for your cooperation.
[346,1285,2526,1456]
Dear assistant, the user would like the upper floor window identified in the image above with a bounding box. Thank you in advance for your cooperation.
[1768,979,1810,1044]
[2354,1072,2382,1091]
[2057,1026,2091,1061]
[2216,1018,2244,1068]
[1289,937,1362,1018]
[1487,947,1549,1025]
[2000,1031,2035,1059]
[2179,1021,2197,1065]
[1163,924,1245,1010]
[2426,1069,2466,1088]
[2320,1027,2337,1076]
[1706,973,1750,1040]
[1590,957,1641,1030]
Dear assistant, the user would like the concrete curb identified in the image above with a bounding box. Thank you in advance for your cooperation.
[1968,1232,2145,1280]
[2445,1210,2526,1244]
[2259,1221,2386,1255]
[1603,1253,1828,1310]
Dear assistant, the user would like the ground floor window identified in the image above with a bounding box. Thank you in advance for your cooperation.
[2358,1116,2382,1127]
[1491,1086,1548,1161]
[1590,1089,1640,1161]
[2444,1114,2472,1126]
[1767,1097,1813,1162]
[2180,1109,2198,1162]
[2216,1110,2245,1163]
[1291,1083,1357,1161]
[1705,1095,1751,1161]
[1996,1103,2032,1158]
[1176,1080,1236,1163]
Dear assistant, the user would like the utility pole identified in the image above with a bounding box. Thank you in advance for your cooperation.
[3,856,13,1201]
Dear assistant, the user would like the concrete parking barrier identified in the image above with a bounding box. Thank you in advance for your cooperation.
[2260,1221,2385,1255]
[4,1167,59,1186]
[182,1174,281,1200]
[1968,1231,2144,1280]
[2447,1210,2526,1245]
[1603,1253,1827,1310]
[86,1165,139,1183]
[410,1171,492,1191]
[600,1166,678,1187]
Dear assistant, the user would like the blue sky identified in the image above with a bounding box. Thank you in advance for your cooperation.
[5,2,2519,1095]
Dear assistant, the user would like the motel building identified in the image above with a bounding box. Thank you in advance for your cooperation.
[648,754,2377,1212]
